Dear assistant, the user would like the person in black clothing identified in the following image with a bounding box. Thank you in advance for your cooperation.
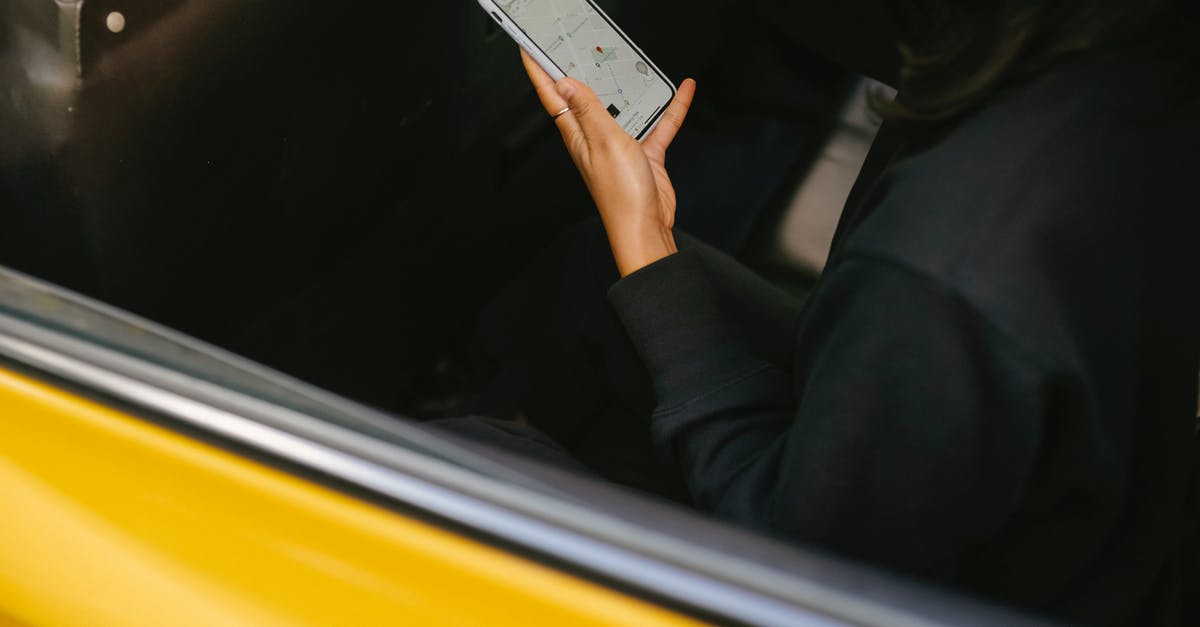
[452,1,1200,624]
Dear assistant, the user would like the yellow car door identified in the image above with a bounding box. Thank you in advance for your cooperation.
[0,267,1052,627]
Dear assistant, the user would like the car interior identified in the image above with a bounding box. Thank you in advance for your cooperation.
[0,1,1075,624]
[1,0,866,411]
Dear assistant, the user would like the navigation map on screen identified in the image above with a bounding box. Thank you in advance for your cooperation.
[495,0,674,138]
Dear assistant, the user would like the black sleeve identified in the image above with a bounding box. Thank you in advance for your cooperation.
[753,0,901,86]
[608,251,1045,573]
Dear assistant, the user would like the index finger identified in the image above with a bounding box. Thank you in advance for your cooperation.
[520,49,570,116]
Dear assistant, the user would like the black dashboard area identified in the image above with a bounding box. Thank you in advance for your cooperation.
[0,0,849,415]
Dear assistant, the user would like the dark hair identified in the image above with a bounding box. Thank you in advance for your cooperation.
[877,0,1200,120]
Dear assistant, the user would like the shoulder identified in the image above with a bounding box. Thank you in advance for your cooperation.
[841,52,1200,352]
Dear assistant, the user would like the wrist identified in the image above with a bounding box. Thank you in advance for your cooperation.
[603,218,678,277]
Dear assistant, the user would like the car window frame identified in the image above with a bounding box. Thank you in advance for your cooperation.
[0,265,1055,627]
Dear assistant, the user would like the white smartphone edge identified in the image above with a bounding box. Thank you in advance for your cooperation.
[477,0,677,141]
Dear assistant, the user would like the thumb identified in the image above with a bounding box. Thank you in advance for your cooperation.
[556,78,620,144]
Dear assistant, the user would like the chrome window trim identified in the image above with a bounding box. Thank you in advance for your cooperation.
[0,320,849,627]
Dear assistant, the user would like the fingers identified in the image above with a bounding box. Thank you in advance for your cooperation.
[520,49,568,116]
[643,79,697,157]
[556,78,627,148]
[519,49,586,159]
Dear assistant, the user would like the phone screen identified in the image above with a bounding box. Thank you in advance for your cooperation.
[494,0,675,139]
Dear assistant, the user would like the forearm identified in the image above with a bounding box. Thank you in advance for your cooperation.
[610,255,1045,574]
[606,250,795,511]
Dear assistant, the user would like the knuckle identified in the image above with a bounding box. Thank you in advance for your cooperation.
[571,99,593,118]
[566,131,589,156]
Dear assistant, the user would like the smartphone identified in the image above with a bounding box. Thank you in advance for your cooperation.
[479,0,676,141]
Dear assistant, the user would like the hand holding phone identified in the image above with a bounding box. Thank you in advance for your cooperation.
[479,0,676,140]
[520,49,697,277]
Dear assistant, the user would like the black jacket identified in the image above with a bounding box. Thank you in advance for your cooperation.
[608,15,1200,625]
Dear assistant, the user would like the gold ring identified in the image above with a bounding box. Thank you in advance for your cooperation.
[552,106,571,119]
